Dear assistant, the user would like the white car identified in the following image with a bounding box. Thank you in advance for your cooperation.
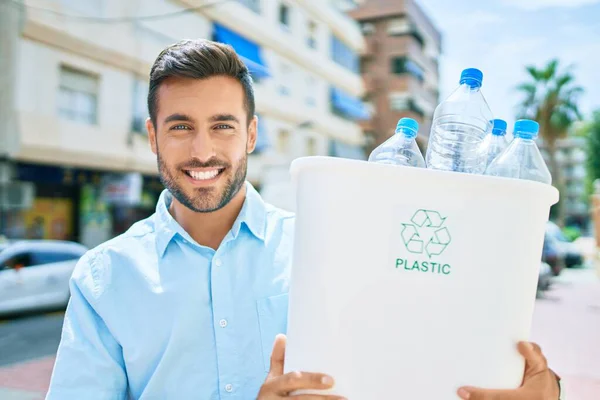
[0,240,87,315]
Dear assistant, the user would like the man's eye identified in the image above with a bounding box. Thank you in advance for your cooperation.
[215,124,234,129]
[171,125,191,130]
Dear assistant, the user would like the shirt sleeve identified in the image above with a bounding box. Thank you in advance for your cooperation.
[45,251,128,400]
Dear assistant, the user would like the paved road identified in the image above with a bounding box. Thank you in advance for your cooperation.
[0,267,598,399]
[0,312,64,367]
[0,310,64,400]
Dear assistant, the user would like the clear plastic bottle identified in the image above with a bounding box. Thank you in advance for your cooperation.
[481,118,509,167]
[368,118,426,168]
[426,68,493,174]
[485,119,552,184]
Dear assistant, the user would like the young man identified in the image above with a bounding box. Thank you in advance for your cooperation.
[46,40,562,400]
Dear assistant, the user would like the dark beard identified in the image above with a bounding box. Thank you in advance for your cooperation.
[157,151,247,213]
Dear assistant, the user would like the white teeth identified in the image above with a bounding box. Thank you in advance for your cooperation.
[188,169,220,181]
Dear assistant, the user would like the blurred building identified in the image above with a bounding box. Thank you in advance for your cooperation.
[346,0,442,151]
[0,0,368,246]
[540,137,588,226]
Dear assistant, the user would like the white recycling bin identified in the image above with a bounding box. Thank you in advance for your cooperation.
[284,156,559,399]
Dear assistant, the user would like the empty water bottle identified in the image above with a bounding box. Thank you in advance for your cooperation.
[481,119,509,167]
[485,119,552,184]
[426,68,493,174]
[368,118,425,168]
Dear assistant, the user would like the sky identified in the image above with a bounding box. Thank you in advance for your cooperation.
[416,0,600,128]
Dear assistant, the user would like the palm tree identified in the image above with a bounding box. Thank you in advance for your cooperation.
[516,59,584,225]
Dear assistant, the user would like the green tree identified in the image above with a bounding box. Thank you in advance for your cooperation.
[580,110,600,197]
[516,59,584,225]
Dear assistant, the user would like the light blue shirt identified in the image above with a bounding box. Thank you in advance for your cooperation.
[47,183,294,399]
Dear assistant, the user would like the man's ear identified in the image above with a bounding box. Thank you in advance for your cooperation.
[247,115,258,154]
[246,115,258,154]
[146,118,157,155]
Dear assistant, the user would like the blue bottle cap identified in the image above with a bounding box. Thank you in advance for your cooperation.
[459,68,483,89]
[491,119,507,136]
[396,117,419,139]
[513,119,540,139]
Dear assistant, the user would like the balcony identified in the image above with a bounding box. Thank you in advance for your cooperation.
[389,92,426,118]
[407,77,437,111]
[387,34,438,76]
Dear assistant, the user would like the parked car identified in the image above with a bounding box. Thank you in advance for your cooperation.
[545,221,584,268]
[537,262,553,293]
[0,239,14,253]
[0,240,87,316]
[542,229,564,276]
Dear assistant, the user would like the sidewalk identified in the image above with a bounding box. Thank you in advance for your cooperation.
[0,356,54,400]
[530,266,600,400]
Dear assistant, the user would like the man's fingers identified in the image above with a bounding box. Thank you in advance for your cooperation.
[267,371,335,395]
[518,341,548,376]
[268,334,287,377]
[457,387,521,400]
[529,342,542,354]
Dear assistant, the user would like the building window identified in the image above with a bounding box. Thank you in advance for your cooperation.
[391,56,425,82]
[279,63,291,96]
[389,94,425,117]
[131,78,149,134]
[306,75,317,107]
[279,2,290,29]
[387,17,411,35]
[387,17,424,48]
[361,22,375,35]
[58,66,99,125]
[277,130,290,153]
[307,20,317,49]
[237,0,260,13]
[307,137,317,155]
[331,35,359,73]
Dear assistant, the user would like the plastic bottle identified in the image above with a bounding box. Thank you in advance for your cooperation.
[426,68,493,174]
[485,119,552,184]
[481,119,509,167]
[368,118,426,168]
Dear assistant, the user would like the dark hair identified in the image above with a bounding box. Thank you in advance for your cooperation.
[148,39,255,126]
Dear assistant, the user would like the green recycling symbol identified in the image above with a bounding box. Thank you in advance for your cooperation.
[401,209,451,258]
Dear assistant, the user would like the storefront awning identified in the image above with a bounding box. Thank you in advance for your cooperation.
[213,23,270,79]
[330,87,370,121]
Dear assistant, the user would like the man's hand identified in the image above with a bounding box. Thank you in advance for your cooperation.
[457,342,560,400]
[257,334,346,399]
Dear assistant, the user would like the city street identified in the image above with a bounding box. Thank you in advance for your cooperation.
[0,267,599,399]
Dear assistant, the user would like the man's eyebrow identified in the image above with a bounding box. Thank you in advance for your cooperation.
[163,113,194,124]
[209,114,240,124]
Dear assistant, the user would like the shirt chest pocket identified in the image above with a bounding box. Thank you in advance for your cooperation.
[257,293,289,372]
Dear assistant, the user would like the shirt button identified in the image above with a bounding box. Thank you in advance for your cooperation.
[214,258,222,267]
[225,383,233,392]
[219,319,228,328]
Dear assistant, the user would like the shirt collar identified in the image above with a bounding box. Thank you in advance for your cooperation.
[154,182,267,257]
[231,182,267,242]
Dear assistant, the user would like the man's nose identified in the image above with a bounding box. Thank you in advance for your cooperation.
[189,130,216,162]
